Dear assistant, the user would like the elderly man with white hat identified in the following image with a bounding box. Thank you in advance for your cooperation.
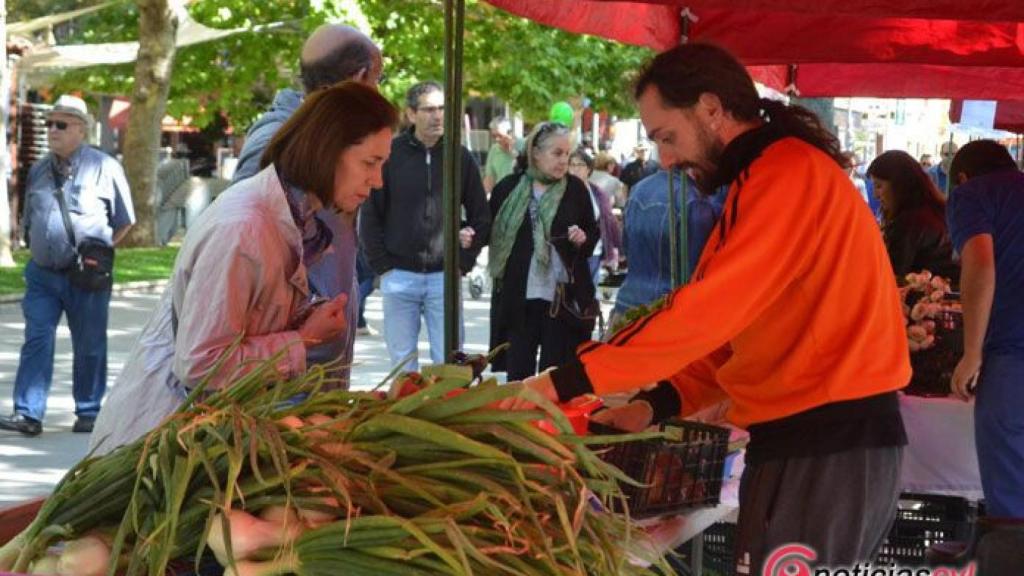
[619,140,660,191]
[0,94,134,437]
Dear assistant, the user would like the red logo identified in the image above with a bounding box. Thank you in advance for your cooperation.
[762,544,817,576]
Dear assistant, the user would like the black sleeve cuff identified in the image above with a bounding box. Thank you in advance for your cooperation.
[631,381,683,424]
[550,358,594,403]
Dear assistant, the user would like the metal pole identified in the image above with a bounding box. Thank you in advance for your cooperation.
[0,0,13,268]
[442,0,466,361]
[680,175,690,284]
[667,170,679,288]
[946,132,954,196]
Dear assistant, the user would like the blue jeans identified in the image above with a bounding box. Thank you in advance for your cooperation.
[380,269,461,372]
[356,252,375,329]
[13,260,111,421]
[975,353,1024,517]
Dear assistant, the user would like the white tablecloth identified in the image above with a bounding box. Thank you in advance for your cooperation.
[899,393,983,500]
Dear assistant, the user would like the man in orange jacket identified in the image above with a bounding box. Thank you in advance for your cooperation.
[506,43,911,572]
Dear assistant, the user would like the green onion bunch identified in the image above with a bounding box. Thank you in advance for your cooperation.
[0,355,667,575]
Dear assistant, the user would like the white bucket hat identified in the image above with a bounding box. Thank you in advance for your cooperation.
[48,94,92,125]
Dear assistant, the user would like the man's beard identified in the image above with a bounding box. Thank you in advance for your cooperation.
[679,120,725,194]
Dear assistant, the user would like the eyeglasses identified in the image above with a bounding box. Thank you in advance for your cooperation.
[46,120,79,131]
[569,162,588,168]
[416,105,444,114]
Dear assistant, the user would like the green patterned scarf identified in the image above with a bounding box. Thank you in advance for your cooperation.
[489,166,566,280]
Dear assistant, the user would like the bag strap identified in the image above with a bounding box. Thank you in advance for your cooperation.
[51,163,78,250]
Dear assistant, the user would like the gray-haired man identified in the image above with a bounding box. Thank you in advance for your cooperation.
[231,24,383,384]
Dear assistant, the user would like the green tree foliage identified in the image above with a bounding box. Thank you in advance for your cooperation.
[9,0,89,20]
[41,0,649,129]
[364,0,651,121]
[49,0,336,130]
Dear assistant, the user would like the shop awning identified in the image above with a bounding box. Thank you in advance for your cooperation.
[14,13,273,87]
[949,99,1024,134]
[485,0,1024,99]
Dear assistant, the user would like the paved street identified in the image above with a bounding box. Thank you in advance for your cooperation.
[0,283,500,505]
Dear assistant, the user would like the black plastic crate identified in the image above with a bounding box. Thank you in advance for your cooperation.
[591,419,729,519]
[875,493,972,567]
[703,521,737,576]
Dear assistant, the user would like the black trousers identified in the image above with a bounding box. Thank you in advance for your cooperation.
[733,445,902,574]
[505,299,587,381]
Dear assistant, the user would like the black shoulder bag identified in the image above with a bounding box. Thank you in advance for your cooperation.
[53,172,115,291]
[548,250,601,333]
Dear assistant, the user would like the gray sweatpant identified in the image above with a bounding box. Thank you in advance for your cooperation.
[733,445,902,575]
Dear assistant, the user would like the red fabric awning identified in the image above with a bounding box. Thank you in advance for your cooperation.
[487,0,1024,62]
[592,0,1024,23]
[949,100,1024,133]
[486,0,1024,99]
[108,97,197,133]
[750,64,1024,100]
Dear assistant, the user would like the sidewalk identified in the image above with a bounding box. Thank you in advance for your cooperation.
[0,284,496,504]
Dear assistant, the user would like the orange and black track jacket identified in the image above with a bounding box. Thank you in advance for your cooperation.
[551,125,911,464]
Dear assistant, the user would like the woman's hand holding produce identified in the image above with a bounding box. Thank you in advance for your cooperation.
[298,294,348,345]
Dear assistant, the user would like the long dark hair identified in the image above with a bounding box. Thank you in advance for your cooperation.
[866,150,945,224]
[633,43,847,168]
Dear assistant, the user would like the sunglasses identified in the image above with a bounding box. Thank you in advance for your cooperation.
[46,120,80,131]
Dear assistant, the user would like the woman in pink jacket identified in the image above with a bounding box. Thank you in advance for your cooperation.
[90,83,397,454]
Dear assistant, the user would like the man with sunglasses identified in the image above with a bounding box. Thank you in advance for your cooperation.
[231,24,383,386]
[928,140,959,197]
[0,94,134,437]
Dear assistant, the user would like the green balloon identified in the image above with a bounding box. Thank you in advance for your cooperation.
[549,101,574,126]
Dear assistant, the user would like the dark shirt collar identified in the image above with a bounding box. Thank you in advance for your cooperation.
[706,121,785,191]
[404,127,443,151]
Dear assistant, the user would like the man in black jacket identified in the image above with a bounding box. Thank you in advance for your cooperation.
[619,142,659,190]
[359,81,490,371]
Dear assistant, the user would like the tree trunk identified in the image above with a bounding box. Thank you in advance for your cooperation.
[121,0,180,247]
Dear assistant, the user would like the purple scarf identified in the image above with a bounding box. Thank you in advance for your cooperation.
[279,171,333,265]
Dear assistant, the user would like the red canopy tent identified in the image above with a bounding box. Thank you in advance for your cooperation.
[949,99,1024,133]
[485,0,1024,99]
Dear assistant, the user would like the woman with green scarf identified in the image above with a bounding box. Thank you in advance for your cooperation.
[488,122,600,380]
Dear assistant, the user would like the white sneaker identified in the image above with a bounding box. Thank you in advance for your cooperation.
[356,324,378,337]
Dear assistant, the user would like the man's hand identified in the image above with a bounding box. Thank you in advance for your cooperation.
[951,353,982,401]
[591,400,654,432]
[459,227,475,249]
[497,370,559,411]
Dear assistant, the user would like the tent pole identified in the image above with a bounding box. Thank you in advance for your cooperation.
[667,169,679,287]
[946,132,954,196]
[678,7,693,44]
[442,0,466,361]
[680,175,690,284]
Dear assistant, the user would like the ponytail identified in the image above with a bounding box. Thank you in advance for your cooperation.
[759,98,848,169]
